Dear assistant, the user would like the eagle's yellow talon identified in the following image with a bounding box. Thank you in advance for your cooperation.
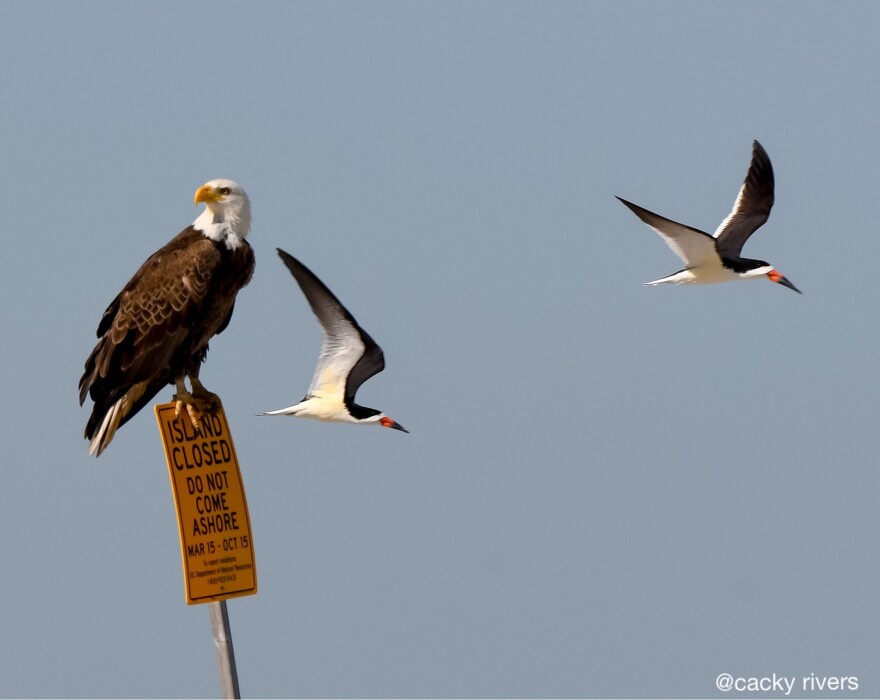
[186,403,203,434]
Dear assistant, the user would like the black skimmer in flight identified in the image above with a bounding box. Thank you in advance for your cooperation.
[260,248,408,433]
[617,140,800,293]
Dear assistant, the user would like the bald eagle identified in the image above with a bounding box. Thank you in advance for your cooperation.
[79,179,255,457]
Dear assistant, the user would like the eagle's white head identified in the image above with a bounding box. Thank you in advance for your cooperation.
[192,178,251,250]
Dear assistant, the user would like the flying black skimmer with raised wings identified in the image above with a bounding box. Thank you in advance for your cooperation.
[617,140,800,293]
[260,248,408,433]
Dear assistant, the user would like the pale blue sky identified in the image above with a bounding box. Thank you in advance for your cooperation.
[1,1,878,697]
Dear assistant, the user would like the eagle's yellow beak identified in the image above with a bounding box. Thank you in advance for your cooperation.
[194,184,220,205]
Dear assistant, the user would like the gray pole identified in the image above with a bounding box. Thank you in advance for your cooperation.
[209,601,241,699]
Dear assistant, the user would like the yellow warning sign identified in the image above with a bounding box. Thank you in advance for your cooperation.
[154,402,257,605]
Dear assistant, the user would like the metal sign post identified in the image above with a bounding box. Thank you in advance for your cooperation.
[155,402,257,698]
[210,600,241,699]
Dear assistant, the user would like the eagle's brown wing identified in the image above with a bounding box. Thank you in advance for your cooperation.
[79,227,225,447]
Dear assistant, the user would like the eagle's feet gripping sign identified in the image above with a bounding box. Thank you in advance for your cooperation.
[173,388,222,435]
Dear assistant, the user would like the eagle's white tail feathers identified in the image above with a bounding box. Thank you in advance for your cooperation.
[88,381,150,457]
[89,400,124,456]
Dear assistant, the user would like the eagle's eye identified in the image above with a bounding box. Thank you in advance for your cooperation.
[218,187,231,196]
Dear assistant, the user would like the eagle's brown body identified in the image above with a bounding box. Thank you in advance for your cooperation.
[79,225,254,455]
